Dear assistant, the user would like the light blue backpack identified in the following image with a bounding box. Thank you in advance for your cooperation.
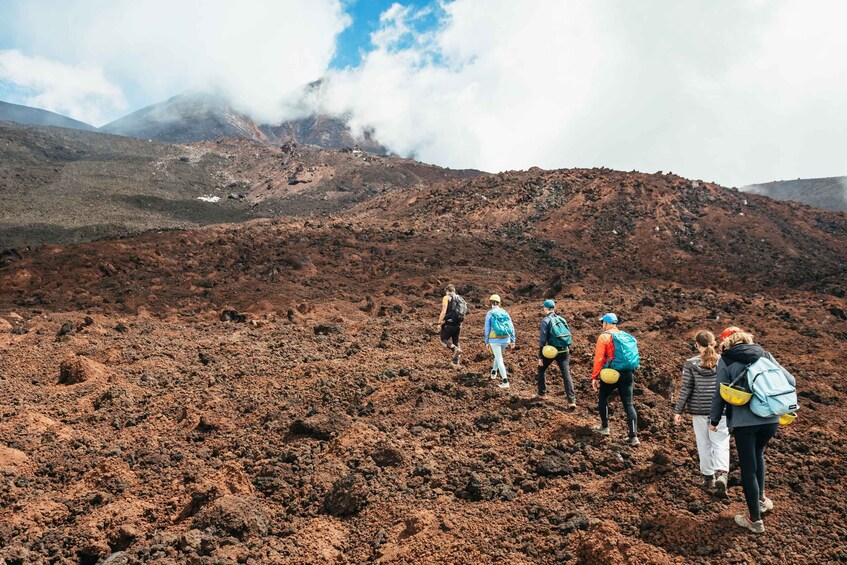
[746,357,798,417]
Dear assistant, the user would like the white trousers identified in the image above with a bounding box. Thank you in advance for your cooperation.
[692,414,730,476]
[490,344,508,380]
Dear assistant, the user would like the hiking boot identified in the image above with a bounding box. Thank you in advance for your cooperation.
[760,497,774,514]
[490,369,499,380]
[703,475,715,492]
[451,349,461,365]
[715,472,728,499]
[592,425,610,436]
[627,436,641,447]
[498,379,510,390]
[734,514,765,534]
[567,401,577,411]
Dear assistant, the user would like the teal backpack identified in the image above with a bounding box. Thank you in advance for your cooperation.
[548,315,572,350]
[489,309,513,338]
[606,331,640,371]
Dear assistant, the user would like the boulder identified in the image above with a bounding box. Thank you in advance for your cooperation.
[324,474,368,517]
[193,495,269,539]
[59,356,109,384]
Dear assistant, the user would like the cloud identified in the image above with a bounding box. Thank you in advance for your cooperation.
[1,0,844,186]
[316,0,847,187]
[0,49,127,126]
[4,0,350,124]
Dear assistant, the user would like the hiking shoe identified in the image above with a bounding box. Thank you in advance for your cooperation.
[703,475,715,492]
[592,425,610,436]
[627,436,641,446]
[567,401,577,411]
[533,393,548,400]
[451,351,461,365]
[715,472,728,499]
[734,514,765,534]
[498,380,510,389]
[760,497,774,514]
[490,369,499,380]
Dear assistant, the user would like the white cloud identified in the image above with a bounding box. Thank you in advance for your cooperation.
[5,0,350,124]
[1,0,844,186]
[0,49,127,126]
[316,0,847,187]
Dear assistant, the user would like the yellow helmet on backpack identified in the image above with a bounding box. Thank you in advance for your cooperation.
[542,345,559,359]
[719,383,753,406]
[599,368,620,384]
[779,412,797,425]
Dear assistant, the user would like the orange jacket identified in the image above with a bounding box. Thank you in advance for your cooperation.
[591,330,619,380]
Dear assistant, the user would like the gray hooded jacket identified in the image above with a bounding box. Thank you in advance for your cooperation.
[674,355,717,416]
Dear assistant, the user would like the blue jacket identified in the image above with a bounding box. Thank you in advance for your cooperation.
[484,306,515,346]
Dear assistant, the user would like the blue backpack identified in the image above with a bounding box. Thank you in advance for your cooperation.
[745,357,798,417]
[489,309,513,338]
[606,331,640,371]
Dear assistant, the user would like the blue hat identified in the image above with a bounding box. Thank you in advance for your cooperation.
[543,299,556,308]
[599,312,618,324]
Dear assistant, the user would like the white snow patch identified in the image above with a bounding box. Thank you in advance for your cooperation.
[197,195,220,203]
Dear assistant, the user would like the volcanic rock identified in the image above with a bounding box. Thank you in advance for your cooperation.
[58,356,109,384]
[192,495,269,540]
[324,473,368,517]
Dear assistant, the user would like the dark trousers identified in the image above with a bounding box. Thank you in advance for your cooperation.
[734,423,779,521]
[537,352,574,401]
[598,371,637,437]
[439,323,461,348]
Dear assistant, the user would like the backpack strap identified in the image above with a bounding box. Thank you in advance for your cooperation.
[730,363,753,389]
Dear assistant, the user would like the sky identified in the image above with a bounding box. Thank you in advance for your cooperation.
[0,0,845,187]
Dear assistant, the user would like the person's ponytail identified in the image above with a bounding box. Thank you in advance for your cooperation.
[695,330,718,368]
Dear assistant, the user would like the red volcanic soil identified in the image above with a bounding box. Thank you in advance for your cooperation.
[1,168,846,564]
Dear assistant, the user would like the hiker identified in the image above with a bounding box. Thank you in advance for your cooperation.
[711,327,796,534]
[591,313,640,446]
[484,294,515,389]
[673,330,730,495]
[536,299,576,409]
[437,284,467,366]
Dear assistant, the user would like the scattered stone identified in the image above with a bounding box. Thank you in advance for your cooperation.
[56,321,74,338]
[536,449,572,477]
[313,323,343,335]
[220,309,247,323]
[324,474,368,517]
[59,356,109,384]
[370,443,404,467]
[290,412,351,440]
[193,495,269,540]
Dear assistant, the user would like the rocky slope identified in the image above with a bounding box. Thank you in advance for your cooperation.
[0,123,479,249]
[742,176,847,212]
[0,166,845,563]
[0,101,97,132]
[99,91,386,154]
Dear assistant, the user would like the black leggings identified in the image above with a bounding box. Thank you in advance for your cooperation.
[598,371,637,437]
[537,352,574,401]
[734,423,778,521]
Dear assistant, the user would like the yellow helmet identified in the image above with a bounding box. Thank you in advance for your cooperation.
[489,294,501,303]
[779,413,797,425]
[542,345,559,359]
[599,368,620,384]
[719,383,752,406]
